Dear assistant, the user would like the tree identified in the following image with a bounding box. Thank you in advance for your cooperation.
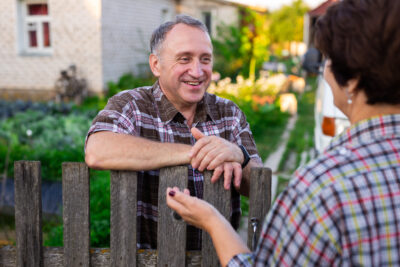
[240,8,271,80]
[269,0,309,55]
[212,8,270,80]
[212,23,245,79]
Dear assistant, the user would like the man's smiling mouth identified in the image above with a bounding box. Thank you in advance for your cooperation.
[184,81,202,86]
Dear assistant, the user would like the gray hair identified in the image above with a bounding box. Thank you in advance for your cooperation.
[150,14,209,55]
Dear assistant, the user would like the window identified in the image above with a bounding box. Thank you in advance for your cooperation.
[19,0,52,54]
[202,11,212,35]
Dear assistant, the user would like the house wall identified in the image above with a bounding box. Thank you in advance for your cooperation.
[178,0,239,38]
[101,0,175,85]
[0,0,103,98]
[0,0,239,99]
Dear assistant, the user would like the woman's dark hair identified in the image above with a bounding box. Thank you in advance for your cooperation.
[314,0,400,105]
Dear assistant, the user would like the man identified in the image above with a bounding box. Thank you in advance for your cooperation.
[85,15,262,250]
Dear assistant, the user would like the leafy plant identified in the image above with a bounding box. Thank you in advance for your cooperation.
[269,0,309,56]
[212,8,270,80]
[44,170,111,247]
[0,109,91,180]
[107,73,156,98]
[208,74,290,151]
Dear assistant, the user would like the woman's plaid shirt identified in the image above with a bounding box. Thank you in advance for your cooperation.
[86,82,261,250]
[229,114,400,266]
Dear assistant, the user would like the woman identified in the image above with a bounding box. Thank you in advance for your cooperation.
[167,0,400,265]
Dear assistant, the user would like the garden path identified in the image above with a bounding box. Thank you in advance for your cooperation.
[238,113,298,243]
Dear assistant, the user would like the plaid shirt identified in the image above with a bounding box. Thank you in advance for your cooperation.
[229,114,400,266]
[86,81,261,250]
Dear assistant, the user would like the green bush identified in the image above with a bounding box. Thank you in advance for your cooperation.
[44,170,111,247]
[0,74,154,247]
[0,110,91,180]
[107,73,156,98]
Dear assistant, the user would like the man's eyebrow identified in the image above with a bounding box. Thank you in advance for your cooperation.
[175,51,213,58]
[175,52,192,58]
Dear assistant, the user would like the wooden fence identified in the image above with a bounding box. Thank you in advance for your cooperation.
[0,161,271,267]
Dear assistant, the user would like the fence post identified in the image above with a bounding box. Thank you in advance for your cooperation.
[14,161,43,267]
[201,171,231,267]
[247,167,272,250]
[157,166,188,267]
[110,170,138,267]
[62,162,90,267]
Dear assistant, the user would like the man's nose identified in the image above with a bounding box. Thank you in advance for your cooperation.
[188,60,204,78]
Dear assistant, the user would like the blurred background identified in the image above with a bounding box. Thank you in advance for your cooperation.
[0,0,337,248]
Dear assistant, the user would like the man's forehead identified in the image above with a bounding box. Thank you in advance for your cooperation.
[165,24,211,44]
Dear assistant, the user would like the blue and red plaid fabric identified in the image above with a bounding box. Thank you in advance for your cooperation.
[229,114,400,266]
[86,81,261,250]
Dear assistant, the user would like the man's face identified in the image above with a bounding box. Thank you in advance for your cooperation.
[150,24,213,109]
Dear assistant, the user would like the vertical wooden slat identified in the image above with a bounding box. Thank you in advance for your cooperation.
[202,171,231,267]
[157,166,188,267]
[62,162,90,267]
[247,167,272,250]
[110,170,138,267]
[14,161,43,267]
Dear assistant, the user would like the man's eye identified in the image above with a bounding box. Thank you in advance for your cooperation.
[201,57,212,63]
[179,57,190,63]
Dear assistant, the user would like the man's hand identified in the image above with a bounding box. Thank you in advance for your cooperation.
[211,162,242,190]
[189,128,244,190]
[189,128,244,171]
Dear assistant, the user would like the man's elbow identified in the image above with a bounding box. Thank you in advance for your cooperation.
[85,145,105,170]
[85,150,99,169]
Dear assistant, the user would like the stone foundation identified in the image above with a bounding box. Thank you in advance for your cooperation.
[0,89,57,102]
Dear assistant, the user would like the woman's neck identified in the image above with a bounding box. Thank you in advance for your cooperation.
[348,92,400,124]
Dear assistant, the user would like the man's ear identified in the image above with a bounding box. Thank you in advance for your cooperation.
[149,54,161,77]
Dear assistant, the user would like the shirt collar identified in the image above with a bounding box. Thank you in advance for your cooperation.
[328,114,400,150]
[151,81,216,124]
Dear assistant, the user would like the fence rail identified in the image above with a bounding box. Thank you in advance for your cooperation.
[0,161,271,267]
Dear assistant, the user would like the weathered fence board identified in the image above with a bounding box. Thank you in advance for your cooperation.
[202,171,231,267]
[62,162,90,267]
[6,161,272,267]
[157,166,188,267]
[248,167,272,250]
[0,246,204,267]
[110,170,138,267]
[14,161,43,267]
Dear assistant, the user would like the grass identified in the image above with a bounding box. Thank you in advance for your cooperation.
[273,76,317,198]
[253,117,289,161]
[241,110,289,218]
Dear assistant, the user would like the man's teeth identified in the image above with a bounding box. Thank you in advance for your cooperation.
[185,81,200,85]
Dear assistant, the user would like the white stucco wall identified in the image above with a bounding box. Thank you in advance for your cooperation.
[0,0,239,96]
[101,0,176,84]
[0,0,103,93]
[178,0,239,38]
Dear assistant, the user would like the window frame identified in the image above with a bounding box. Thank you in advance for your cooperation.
[19,0,53,55]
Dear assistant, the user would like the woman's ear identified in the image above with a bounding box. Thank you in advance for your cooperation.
[149,54,161,77]
[346,77,360,94]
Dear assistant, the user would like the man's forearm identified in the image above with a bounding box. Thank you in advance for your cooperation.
[85,131,192,170]
[237,159,263,196]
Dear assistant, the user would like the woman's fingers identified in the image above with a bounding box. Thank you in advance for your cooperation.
[166,187,215,230]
